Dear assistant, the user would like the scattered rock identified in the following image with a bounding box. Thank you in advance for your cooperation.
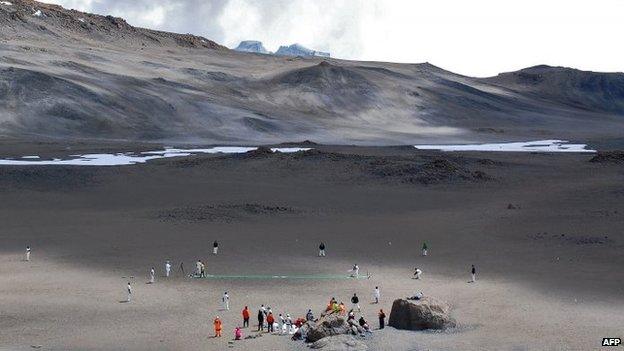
[310,335,368,351]
[589,151,624,164]
[299,314,365,343]
[507,203,519,209]
[388,297,456,330]
[157,203,300,223]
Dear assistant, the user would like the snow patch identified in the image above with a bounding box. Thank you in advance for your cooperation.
[33,10,43,17]
[0,1,13,6]
[414,140,595,153]
[0,146,312,167]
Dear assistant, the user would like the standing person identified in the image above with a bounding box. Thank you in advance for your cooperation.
[266,312,275,332]
[196,260,202,277]
[179,261,185,276]
[234,326,242,340]
[200,261,206,278]
[378,309,386,329]
[285,314,293,334]
[126,282,132,302]
[351,293,360,312]
[373,286,380,304]
[414,267,422,279]
[318,242,326,257]
[213,240,219,255]
[422,242,428,256]
[213,316,222,337]
[278,314,285,334]
[149,267,155,284]
[165,260,171,277]
[350,264,359,278]
[471,265,476,283]
[25,246,31,261]
[222,292,230,310]
[257,306,265,331]
[242,306,250,328]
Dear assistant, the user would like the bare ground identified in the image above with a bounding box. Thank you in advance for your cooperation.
[0,143,623,350]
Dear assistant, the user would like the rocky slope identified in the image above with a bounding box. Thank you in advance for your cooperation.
[0,0,623,145]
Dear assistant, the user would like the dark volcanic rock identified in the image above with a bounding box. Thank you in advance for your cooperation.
[157,203,299,223]
[299,314,364,343]
[244,146,274,158]
[589,151,624,163]
[388,297,456,330]
[370,158,491,185]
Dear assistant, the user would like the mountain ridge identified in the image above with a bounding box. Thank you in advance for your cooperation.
[1,0,623,145]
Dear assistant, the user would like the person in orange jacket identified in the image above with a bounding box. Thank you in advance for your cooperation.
[266,312,275,332]
[242,306,250,328]
[213,316,222,337]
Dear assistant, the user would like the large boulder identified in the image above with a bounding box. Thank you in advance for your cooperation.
[299,314,365,343]
[310,335,368,351]
[388,297,456,330]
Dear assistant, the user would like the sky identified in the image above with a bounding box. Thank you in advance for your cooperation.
[48,0,624,77]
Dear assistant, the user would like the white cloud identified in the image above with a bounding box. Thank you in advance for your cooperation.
[45,0,624,76]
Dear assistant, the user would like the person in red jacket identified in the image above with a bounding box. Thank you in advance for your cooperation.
[242,306,250,328]
[266,312,275,332]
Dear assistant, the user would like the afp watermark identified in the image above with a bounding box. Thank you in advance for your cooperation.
[603,338,621,347]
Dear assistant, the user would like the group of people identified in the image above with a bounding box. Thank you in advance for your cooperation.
[22,238,479,342]
[324,296,383,332]
[252,304,300,335]
[416,242,478,282]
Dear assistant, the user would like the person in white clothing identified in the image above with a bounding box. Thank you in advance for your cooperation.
[414,268,422,279]
[25,246,31,261]
[126,282,132,302]
[349,264,359,278]
[373,286,380,304]
[222,292,230,310]
[278,314,286,334]
[149,267,155,283]
[165,260,171,277]
[286,314,294,334]
[213,241,219,255]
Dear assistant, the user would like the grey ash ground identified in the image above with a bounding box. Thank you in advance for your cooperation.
[0,142,623,350]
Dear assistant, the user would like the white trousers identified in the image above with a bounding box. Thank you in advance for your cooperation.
[127,293,132,302]
[165,268,170,277]
[319,249,325,256]
[213,247,218,255]
[25,252,30,261]
[471,273,476,282]
[223,301,229,310]
[422,249,427,256]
